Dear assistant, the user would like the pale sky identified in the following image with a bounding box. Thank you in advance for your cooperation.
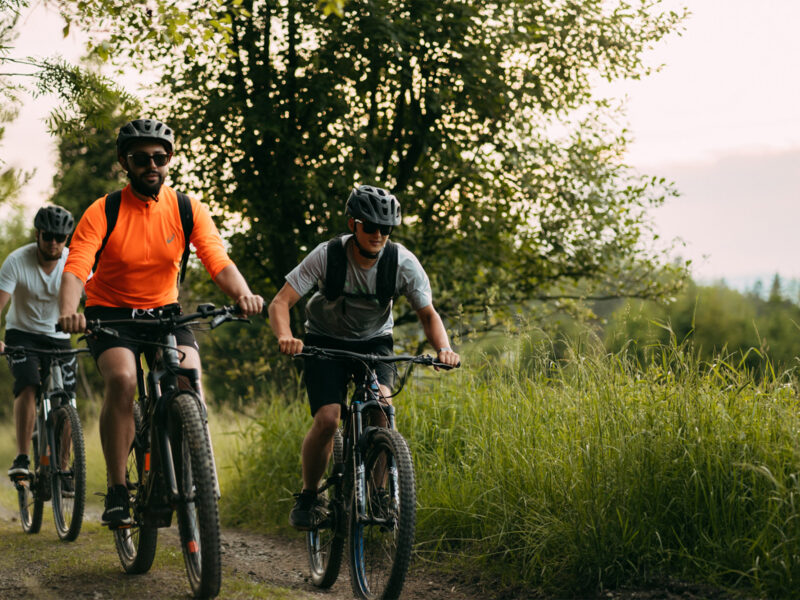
[3,1,799,286]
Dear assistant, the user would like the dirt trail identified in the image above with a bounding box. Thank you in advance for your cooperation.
[0,478,484,600]
[0,480,739,600]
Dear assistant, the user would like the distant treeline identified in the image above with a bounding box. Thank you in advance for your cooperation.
[603,275,800,374]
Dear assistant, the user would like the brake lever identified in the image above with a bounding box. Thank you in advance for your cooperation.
[87,326,120,338]
[210,314,229,329]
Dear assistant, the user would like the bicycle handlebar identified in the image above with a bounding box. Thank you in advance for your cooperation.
[294,345,460,370]
[54,304,245,337]
[0,346,91,357]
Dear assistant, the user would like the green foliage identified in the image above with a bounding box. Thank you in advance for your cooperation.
[62,0,688,334]
[605,280,800,374]
[227,335,800,597]
[1,1,137,151]
[0,207,32,418]
[47,60,139,218]
[220,383,308,530]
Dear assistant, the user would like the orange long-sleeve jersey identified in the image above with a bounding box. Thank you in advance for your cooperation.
[64,185,234,309]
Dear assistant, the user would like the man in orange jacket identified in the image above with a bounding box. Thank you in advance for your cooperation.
[57,118,263,528]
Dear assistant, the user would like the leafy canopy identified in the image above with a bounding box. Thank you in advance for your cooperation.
[61,0,688,335]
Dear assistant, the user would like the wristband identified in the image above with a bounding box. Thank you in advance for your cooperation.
[438,347,452,353]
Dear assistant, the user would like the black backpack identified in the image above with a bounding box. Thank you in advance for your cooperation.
[323,236,398,306]
[91,189,194,283]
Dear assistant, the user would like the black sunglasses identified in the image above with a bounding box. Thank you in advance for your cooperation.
[127,151,171,167]
[355,219,393,236]
[41,232,67,243]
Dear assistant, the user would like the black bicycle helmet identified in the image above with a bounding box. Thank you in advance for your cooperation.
[34,205,74,235]
[116,118,175,155]
[345,185,401,226]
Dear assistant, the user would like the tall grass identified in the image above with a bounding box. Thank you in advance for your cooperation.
[0,405,248,515]
[228,335,800,597]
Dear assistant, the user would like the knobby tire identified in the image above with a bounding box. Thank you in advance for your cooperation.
[171,392,221,599]
[307,428,345,587]
[114,401,158,574]
[18,423,43,534]
[349,428,416,600]
[51,404,86,541]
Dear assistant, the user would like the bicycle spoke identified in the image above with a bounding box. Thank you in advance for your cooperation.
[113,402,158,573]
[51,405,86,541]
[307,428,345,588]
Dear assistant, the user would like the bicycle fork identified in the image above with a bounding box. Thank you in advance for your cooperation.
[352,393,398,525]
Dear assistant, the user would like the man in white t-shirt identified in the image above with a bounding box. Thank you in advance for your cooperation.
[0,205,75,480]
[268,185,460,530]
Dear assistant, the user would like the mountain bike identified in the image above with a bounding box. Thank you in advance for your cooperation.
[294,345,458,600]
[82,303,248,599]
[2,345,90,541]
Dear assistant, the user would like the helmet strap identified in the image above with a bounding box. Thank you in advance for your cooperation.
[352,235,380,260]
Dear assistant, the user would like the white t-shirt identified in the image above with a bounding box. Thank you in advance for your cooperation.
[286,235,432,341]
[0,243,70,338]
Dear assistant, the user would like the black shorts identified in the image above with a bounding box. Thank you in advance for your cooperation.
[303,333,395,416]
[83,304,198,363]
[4,329,76,397]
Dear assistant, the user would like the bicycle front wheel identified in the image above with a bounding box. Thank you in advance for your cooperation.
[349,428,416,600]
[170,392,221,599]
[114,401,158,573]
[17,421,43,534]
[307,428,345,588]
[51,404,86,541]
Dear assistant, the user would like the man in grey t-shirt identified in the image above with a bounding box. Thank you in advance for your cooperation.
[268,184,460,530]
[0,205,75,480]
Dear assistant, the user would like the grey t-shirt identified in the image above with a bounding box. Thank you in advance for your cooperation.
[285,235,432,341]
[0,243,70,339]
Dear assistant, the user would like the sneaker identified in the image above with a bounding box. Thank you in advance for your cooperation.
[289,490,329,531]
[8,454,30,480]
[60,475,75,498]
[101,484,132,529]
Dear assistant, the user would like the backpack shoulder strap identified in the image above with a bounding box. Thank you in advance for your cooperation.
[176,191,194,283]
[375,240,398,306]
[323,236,348,301]
[92,190,122,273]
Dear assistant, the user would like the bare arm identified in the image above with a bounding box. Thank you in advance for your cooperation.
[416,304,460,367]
[0,290,10,352]
[212,264,264,316]
[57,272,86,333]
[268,282,304,355]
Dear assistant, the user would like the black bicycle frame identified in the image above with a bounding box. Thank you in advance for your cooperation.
[135,331,204,513]
[41,357,76,479]
[341,369,398,526]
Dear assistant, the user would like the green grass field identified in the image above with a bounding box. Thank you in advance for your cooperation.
[224,335,800,598]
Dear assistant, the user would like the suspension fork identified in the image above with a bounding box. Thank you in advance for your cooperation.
[352,399,366,516]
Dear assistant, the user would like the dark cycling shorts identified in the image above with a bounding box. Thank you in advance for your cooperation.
[4,329,76,397]
[84,304,198,364]
[303,333,395,416]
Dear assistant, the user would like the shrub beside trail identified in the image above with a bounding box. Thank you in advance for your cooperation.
[227,337,800,597]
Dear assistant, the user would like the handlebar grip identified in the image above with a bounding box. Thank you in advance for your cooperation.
[432,361,460,370]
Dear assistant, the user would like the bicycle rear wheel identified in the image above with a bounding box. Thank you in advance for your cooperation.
[17,420,43,534]
[114,401,158,573]
[170,392,221,599]
[51,404,86,541]
[307,428,345,587]
[349,428,416,600]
